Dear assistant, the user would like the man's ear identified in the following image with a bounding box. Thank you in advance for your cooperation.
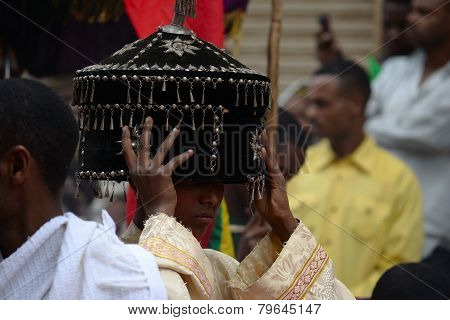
[348,93,365,118]
[5,146,32,186]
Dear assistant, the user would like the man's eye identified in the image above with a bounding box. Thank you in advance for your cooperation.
[418,8,430,16]
[317,101,327,108]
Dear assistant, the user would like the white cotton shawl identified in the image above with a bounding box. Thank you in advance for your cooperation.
[0,211,166,300]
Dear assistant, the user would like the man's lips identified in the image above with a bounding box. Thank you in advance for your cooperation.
[195,211,215,220]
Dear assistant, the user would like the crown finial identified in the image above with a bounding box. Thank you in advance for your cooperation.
[172,0,197,26]
[175,0,197,18]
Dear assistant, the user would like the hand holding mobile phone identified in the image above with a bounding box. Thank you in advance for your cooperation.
[319,14,330,32]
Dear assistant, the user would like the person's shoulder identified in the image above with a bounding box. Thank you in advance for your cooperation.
[371,142,419,186]
[61,212,166,299]
[84,211,147,260]
[382,55,410,67]
[79,211,166,298]
[372,142,407,171]
[381,51,422,73]
[305,139,329,160]
[65,210,156,278]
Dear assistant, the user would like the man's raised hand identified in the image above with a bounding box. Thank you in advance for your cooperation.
[254,131,298,243]
[122,117,194,220]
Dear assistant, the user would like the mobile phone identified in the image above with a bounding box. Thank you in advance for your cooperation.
[319,14,330,32]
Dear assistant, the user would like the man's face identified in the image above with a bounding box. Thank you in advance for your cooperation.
[407,0,450,49]
[174,180,224,238]
[306,76,354,139]
[383,2,414,56]
[284,86,310,128]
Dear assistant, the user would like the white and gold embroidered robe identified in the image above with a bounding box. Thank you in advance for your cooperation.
[122,213,354,300]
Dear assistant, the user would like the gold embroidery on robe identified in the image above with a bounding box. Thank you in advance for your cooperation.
[141,237,213,298]
[122,213,355,300]
[279,244,330,300]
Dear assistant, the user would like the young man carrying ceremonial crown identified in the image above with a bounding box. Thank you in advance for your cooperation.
[74,0,354,300]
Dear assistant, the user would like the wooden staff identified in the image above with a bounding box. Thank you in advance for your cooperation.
[267,0,283,152]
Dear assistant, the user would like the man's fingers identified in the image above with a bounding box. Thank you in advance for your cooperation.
[261,131,280,173]
[122,126,137,173]
[317,31,334,44]
[138,117,153,168]
[153,128,180,165]
[165,149,194,174]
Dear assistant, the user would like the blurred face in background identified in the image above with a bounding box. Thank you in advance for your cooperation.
[284,86,310,127]
[277,142,305,181]
[306,75,360,140]
[284,86,319,145]
[383,1,415,57]
[407,0,450,49]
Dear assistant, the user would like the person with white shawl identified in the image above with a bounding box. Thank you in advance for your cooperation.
[0,79,166,300]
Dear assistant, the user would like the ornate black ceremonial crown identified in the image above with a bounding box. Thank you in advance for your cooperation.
[73,0,271,202]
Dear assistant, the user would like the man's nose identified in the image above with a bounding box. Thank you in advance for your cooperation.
[199,185,222,207]
[407,10,419,26]
[387,27,401,40]
[305,104,318,123]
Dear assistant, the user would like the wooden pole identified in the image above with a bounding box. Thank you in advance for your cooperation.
[373,0,384,49]
[267,0,283,152]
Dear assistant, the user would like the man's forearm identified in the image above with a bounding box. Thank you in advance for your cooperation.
[269,212,298,243]
[133,197,146,230]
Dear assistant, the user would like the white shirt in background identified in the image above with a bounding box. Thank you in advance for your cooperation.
[365,50,450,258]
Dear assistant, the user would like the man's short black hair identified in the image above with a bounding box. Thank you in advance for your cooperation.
[315,59,372,108]
[0,79,79,194]
[386,0,412,6]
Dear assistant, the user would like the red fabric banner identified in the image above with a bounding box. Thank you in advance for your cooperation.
[124,0,224,48]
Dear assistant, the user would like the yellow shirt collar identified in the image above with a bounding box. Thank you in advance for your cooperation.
[310,136,376,174]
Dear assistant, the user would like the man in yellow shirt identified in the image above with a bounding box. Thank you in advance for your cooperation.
[287,60,423,298]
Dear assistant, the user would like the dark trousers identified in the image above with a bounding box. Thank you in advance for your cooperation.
[423,246,450,291]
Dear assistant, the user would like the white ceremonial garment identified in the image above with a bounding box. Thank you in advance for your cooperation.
[122,214,354,300]
[0,211,167,300]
